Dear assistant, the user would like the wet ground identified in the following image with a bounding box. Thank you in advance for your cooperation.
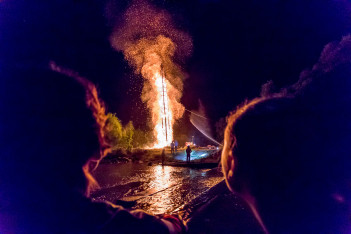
[90,161,224,215]
[90,151,263,233]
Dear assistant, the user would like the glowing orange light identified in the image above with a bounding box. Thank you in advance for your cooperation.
[152,72,173,148]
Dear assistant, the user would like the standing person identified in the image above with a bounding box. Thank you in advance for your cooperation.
[186,145,192,163]
[161,147,166,166]
[170,141,175,154]
[175,140,178,152]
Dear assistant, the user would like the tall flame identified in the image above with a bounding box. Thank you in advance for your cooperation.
[109,1,192,148]
[154,72,173,147]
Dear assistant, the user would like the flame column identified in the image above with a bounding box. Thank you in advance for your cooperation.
[161,67,169,142]
[153,67,173,148]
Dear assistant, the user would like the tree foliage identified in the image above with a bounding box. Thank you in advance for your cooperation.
[104,113,123,149]
[104,112,155,150]
[132,129,154,148]
[121,121,134,151]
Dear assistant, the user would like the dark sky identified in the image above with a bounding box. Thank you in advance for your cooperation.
[2,0,351,143]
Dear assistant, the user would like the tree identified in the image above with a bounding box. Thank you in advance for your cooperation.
[122,121,134,151]
[104,113,123,149]
[133,129,147,148]
[132,129,154,148]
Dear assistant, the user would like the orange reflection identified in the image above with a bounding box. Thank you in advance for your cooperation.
[147,165,174,214]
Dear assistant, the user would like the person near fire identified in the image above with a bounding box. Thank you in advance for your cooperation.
[174,140,178,152]
[170,141,175,154]
[161,147,166,166]
[186,145,192,163]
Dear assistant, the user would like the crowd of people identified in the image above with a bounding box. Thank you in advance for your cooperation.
[170,140,179,154]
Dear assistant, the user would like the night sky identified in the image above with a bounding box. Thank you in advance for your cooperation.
[2,0,351,144]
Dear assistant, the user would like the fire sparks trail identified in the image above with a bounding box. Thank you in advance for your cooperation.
[109,0,192,148]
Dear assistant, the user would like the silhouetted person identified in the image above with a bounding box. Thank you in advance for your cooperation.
[221,63,351,233]
[161,147,166,166]
[186,145,192,163]
[174,140,178,152]
[170,141,175,154]
[0,68,185,233]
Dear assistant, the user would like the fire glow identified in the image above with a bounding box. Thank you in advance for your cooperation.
[125,35,185,148]
[110,1,192,148]
[154,72,173,147]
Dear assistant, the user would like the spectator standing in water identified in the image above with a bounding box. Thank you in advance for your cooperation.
[170,141,175,154]
[161,147,166,166]
[186,145,192,163]
[174,140,178,152]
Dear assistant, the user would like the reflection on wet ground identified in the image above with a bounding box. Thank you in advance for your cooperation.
[91,162,223,215]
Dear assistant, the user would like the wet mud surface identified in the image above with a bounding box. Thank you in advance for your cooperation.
[91,162,224,215]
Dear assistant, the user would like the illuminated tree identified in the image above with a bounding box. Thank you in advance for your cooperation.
[122,121,134,151]
[133,129,154,148]
[104,113,123,149]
